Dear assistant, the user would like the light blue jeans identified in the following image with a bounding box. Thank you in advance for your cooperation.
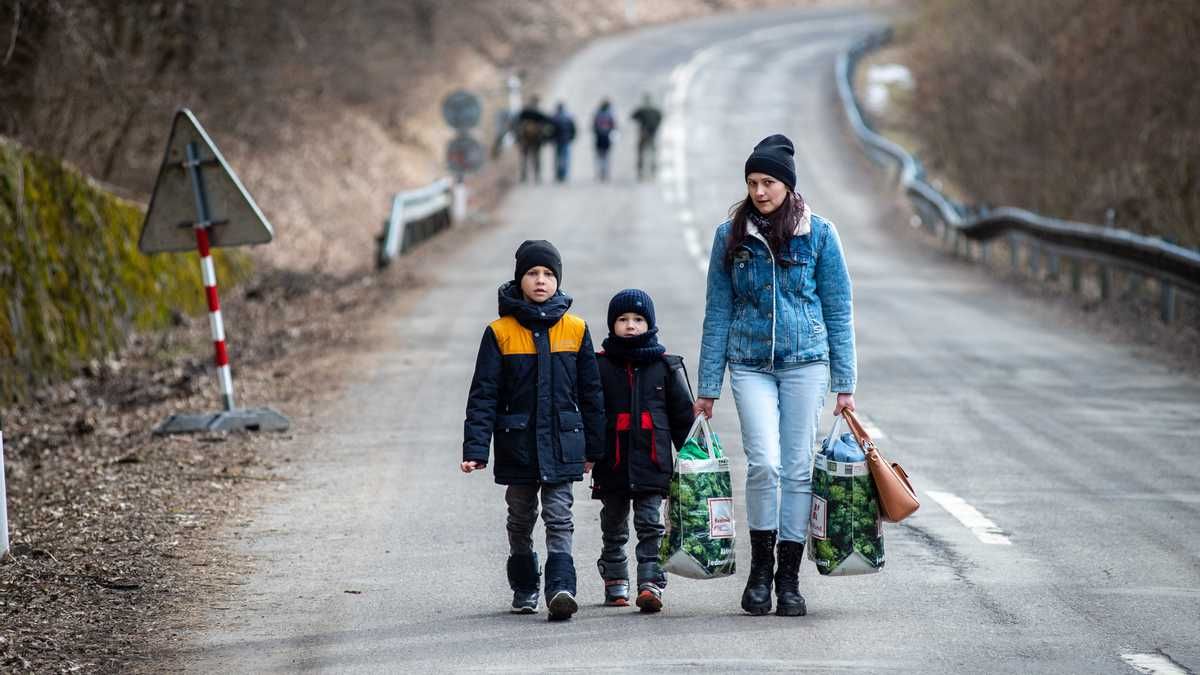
[730,362,828,543]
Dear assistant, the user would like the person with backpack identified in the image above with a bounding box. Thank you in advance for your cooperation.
[591,289,695,612]
[515,96,553,183]
[592,99,617,182]
[630,94,663,181]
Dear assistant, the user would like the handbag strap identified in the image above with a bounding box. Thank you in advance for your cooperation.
[840,409,876,452]
[683,414,717,459]
[824,415,844,450]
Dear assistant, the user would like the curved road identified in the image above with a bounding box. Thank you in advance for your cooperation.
[176,6,1200,673]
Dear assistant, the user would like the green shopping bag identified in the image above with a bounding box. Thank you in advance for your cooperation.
[659,416,736,579]
[808,416,885,576]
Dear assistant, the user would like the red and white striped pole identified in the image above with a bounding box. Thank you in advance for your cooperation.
[186,141,235,412]
[195,226,234,411]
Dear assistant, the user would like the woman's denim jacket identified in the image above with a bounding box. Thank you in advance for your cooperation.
[698,211,856,398]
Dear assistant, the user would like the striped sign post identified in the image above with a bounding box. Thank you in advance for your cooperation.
[140,109,288,434]
[190,149,235,412]
[1,415,9,560]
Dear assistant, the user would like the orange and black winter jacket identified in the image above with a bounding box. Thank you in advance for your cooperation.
[463,283,605,485]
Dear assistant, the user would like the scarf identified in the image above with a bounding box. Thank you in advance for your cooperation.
[601,328,666,364]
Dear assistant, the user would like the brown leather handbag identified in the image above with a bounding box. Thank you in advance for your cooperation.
[841,409,919,523]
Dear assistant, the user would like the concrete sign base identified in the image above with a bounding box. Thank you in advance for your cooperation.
[154,407,290,435]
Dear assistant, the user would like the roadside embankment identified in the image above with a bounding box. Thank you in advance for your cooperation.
[0,139,250,401]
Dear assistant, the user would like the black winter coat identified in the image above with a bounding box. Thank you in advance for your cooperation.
[463,283,605,485]
[591,353,695,497]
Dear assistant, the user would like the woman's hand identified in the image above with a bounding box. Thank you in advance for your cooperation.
[833,393,856,417]
[460,460,485,473]
[694,397,716,420]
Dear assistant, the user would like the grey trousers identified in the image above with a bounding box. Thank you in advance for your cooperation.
[597,494,664,583]
[506,482,574,555]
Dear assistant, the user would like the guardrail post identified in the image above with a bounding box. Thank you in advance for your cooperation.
[1028,242,1041,278]
[1099,266,1113,300]
[1009,233,1020,274]
[452,178,467,223]
[1124,272,1143,299]
[1046,253,1059,280]
[1160,282,1176,323]
[1070,259,1082,292]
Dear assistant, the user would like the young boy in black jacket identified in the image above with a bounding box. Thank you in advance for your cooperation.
[461,240,605,621]
[591,289,695,612]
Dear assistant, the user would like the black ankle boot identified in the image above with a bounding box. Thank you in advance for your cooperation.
[741,529,776,615]
[775,540,807,616]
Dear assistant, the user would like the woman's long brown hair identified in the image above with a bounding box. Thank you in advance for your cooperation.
[723,191,806,268]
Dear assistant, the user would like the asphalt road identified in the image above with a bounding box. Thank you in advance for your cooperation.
[175,6,1200,673]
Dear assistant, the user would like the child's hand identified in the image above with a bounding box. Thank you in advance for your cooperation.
[461,461,485,473]
[584,461,594,474]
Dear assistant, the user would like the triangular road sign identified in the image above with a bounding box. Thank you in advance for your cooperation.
[139,108,274,253]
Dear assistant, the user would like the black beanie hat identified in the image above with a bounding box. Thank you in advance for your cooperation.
[744,134,796,191]
[513,239,562,284]
[607,288,656,331]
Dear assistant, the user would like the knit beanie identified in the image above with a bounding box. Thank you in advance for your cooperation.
[744,134,796,191]
[607,288,656,332]
[513,239,562,283]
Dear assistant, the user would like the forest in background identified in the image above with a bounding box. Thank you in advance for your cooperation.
[902,0,1200,248]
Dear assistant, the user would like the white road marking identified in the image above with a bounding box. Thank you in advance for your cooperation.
[926,491,1012,545]
[1120,653,1191,675]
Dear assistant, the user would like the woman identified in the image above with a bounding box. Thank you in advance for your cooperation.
[694,134,857,617]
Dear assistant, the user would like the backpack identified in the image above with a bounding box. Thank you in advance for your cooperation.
[595,111,615,134]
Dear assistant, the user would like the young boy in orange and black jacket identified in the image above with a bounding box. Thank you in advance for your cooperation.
[461,240,605,621]
[591,289,695,612]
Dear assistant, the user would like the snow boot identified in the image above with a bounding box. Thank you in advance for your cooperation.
[741,529,776,615]
[635,560,666,613]
[507,552,540,614]
[774,540,807,616]
[544,552,578,621]
[597,559,629,607]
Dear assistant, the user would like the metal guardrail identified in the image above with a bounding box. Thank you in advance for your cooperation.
[837,29,1200,321]
[377,176,454,269]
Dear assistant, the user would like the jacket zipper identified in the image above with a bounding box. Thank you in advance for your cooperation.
[748,229,777,372]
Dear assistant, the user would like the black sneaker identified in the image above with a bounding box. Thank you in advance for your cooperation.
[511,589,539,614]
[603,580,630,607]
[546,590,578,621]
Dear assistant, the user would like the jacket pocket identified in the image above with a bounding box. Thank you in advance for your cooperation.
[557,410,586,463]
[494,413,531,464]
[731,250,758,300]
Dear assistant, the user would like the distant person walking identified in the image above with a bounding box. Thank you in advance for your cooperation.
[630,94,663,181]
[516,96,553,183]
[550,102,577,183]
[592,99,617,182]
[695,134,858,618]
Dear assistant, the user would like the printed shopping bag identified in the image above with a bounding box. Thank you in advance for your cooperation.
[808,415,885,576]
[658,415,736,579]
